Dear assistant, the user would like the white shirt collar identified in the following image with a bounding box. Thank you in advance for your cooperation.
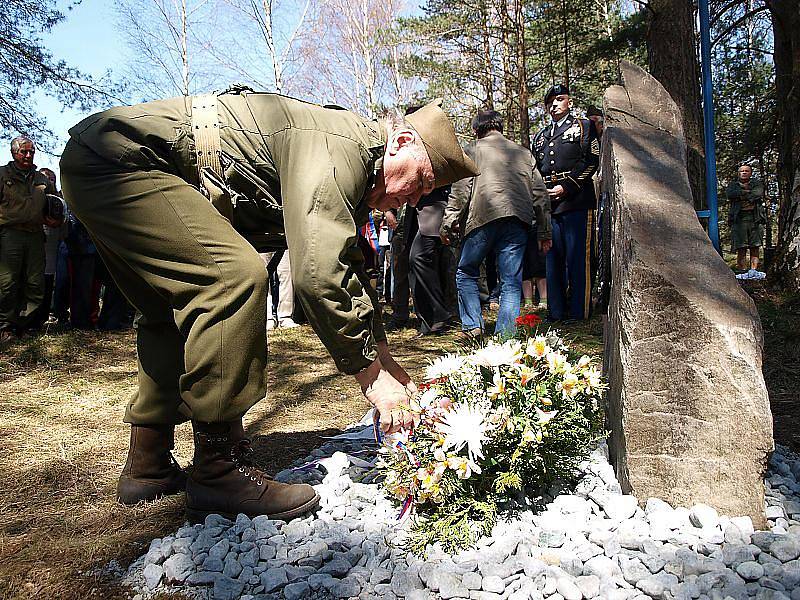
[551,114,570,135]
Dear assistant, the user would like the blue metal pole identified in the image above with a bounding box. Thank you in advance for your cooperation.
[698,0,720,252]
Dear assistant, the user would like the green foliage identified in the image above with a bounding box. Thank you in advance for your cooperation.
[396,0,647,142]
[1,1,116,147]
[408,498,497,556]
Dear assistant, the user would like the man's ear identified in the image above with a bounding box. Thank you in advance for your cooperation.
[387,129,418,156]
[568,98,574,109]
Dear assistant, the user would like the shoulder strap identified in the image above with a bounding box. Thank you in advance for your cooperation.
[191,94,222,181]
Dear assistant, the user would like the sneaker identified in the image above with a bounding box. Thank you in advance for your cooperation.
[279,318,300,328]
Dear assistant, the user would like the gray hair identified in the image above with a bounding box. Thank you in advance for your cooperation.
[11,136,35,154]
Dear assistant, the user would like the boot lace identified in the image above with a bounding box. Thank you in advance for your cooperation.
[230,439,271,486]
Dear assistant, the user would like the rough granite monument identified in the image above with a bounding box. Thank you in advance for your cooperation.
[601,61,773,526]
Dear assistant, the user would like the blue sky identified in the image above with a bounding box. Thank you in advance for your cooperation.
[36,0,126,170]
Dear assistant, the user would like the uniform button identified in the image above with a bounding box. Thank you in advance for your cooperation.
[549,151,554,155]
[549,142,554,147]
[550,160,555,165]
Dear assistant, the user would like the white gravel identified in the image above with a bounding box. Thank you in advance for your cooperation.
[119,425,800,600]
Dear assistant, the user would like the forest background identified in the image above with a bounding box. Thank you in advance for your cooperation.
[3,0,799,288]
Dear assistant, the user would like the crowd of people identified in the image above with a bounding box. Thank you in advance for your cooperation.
[363,84,602,339]
[0,85,603,348]
[0,136,136,344]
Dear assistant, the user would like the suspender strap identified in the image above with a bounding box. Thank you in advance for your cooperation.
[191,94,222,184]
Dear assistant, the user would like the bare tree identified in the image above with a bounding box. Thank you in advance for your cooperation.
[296,0,413,116]
[114,0,219,98]
[210,0,314,94]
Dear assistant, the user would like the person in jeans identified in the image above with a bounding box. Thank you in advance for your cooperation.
[442,109,551,336]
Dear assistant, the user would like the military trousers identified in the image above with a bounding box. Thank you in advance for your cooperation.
[0,227,46,330]
[546,209,595,321]
[60,140,268,425]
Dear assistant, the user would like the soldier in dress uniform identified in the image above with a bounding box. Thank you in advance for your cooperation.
[532,85,600,321]
[59,91,477,522]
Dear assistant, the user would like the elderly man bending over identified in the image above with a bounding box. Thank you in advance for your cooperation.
[60,91,477,522]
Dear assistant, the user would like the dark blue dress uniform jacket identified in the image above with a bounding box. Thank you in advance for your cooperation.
[532,115,600,214]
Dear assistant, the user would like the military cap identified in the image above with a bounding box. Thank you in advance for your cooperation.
[404,98,479,187]
[586,105,603,117]
[544,84,570,105]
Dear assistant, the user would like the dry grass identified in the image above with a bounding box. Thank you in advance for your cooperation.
[0,309,631,599]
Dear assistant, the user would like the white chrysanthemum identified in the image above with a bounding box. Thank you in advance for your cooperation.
[436,402,490,462]
[468,340,522,368]
[425,354,467,381]
[418,387,441,409]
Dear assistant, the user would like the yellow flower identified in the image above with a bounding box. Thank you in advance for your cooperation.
[546,351,568,374]
[558,372,581,398]
[519,366,536,386]
[526,336,550,359]
[521,428,537,444]
[488,371,506,399]
[541,396,553,407]
[585,367,602,389]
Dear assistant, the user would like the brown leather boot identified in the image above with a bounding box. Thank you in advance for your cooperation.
[186,420,320,523]
[117,424,187,505]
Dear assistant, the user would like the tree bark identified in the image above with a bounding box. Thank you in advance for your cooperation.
[767,0,800,290]
[645,0,706,209]
[513,0,530,146]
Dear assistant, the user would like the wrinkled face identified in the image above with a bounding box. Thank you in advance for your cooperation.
[372,129,435,212]
[548,94,572,121]
[12,141,35,170]
[738,165,752,183]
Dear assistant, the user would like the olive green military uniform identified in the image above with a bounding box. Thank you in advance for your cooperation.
[60,92,388,425]
[0,162,54,330]
[726,178,765,251]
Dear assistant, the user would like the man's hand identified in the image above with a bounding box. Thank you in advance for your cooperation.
[539,239,552,254]
[376,341,416,393]
[354,357,417,434]
[385,211,398,230]
[548,185,566,199]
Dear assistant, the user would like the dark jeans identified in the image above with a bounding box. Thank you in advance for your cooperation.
[456,218,527,335]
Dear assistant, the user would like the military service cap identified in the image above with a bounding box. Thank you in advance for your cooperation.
[544,84,570,105]
[404,98,479,187]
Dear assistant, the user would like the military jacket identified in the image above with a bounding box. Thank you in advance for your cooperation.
[0,162,54,232]
[532,114,599,214]
[68,92,388,374]
[726,178,766,225]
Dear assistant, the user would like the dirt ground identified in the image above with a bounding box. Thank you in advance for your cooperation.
[0,293,794,600]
